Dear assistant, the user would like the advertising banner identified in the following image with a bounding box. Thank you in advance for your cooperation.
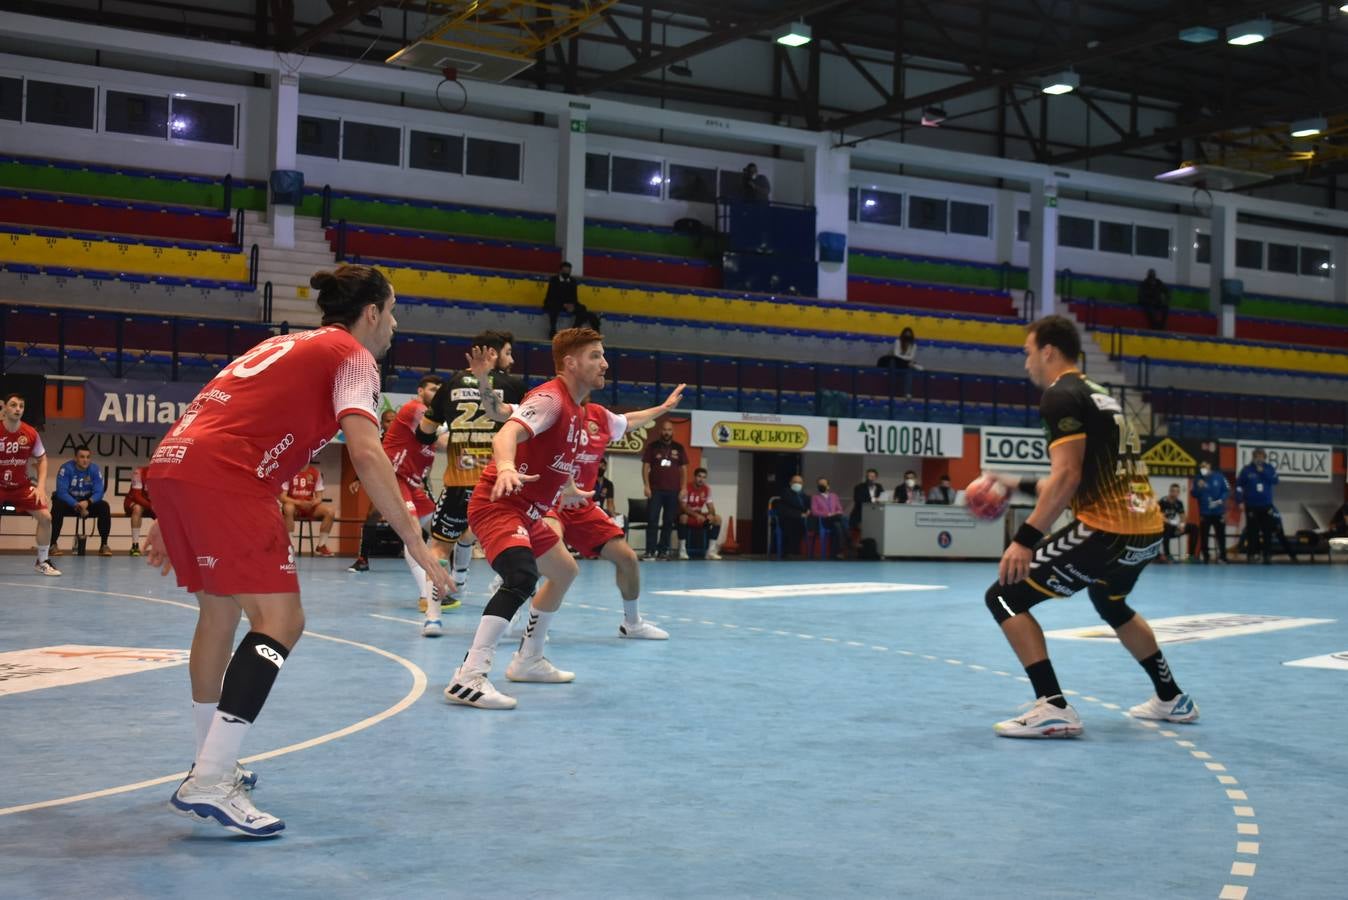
[689,411,829,452]
[978,426,1048,472]
[1139,436,1221,477]
[1235,441,1333,483]
[836,419,964,458]
[83,379,205,436]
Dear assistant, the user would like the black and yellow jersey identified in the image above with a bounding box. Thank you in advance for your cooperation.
[423,369,526,488]
[1041,370,1162,535]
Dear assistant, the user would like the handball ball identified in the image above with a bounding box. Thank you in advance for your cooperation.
[965,474,1009,521]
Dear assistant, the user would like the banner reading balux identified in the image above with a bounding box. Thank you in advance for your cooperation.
[1235,441,1333,483]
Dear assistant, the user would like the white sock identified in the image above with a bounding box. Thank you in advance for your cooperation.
[623,599,640,625]
[196,712,250,782]
[36,544,49,563]
[131,527,141,544]
[453,540,474,573]
[518,608,555,658]
[461,615,510,674]
[192,700,216,757]
[404,547,430,606]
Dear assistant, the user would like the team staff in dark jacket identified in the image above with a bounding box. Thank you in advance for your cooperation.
[1190,460,1230,563]
[51,446,113,556]
[1236,449,1279,564]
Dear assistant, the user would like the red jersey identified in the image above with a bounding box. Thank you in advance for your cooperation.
[480,378,586,520]
[130,466,150,495]
[685,483,711,513]
[572,403,627,492]
[149,326,379,496]
[286,465,324,502]
[0,421,44,489]
[383,399,435,489]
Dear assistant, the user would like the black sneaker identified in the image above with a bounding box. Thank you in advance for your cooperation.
[347,556,370,573]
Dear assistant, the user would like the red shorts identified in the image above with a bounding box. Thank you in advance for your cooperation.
[153,478,299,596]
[549,502,623,558]
[0,482,46,513]
[288,501,328,521]
[466,482,559,565]
[123,495,154,518]
[400,480,435,520]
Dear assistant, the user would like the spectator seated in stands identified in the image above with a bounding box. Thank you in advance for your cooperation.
[776,474,810,557]
[1137,268,1171,330]
[280,462,335,557]
[810,478,848,559]
[875,327,923,398]
[1158,483,1198,563]
[50,446,113,556]
[124,464,154,557]
[926,474,956,505]
[892,470,925,504]
[543,261,601,337]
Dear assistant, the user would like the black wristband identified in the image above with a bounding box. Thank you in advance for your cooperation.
[1017,477,1040,497]
[1013,522,1045,549]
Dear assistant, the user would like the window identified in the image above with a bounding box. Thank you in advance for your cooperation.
[171,97,235,145]
[610,156,662,197]
[1299,246,1331,278]
[857,189,903,227]
[465,136,521,181]
[26,80,95,129]
[908,195,947,232]
[106,90,168,138]
[342,120,400,166]
[1058,215,1094,250]
[719,169,744,201]
[0,76,20,122]
[1194,232,1211,265]
[297,115,339,158]
[1098,221,1132,255]
[949,200,990,237]
[1267,242,1298,274]
[409,130,462,173]
[1236,238,1263,270]
[668,163,716,203]
[1135,225,1170,259]
[585,153,609,191]
[1016,209,1030,242]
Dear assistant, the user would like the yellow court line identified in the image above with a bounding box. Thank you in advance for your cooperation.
[0,582,427,818]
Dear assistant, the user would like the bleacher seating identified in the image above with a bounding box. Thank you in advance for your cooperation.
[848,276,1018,317]
[0,154,266,211]
[0,224,249,287]
[0,189,236,244]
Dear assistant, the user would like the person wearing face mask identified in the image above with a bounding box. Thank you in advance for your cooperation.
[1236,448,1280,564]
[850,468,885,530]
[593,458,616,517]
[1190,459,1229,564]
[892,470,925,504]
[810,478,848,559]
[775,474,811,557]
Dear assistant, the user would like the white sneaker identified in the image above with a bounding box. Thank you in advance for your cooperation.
[677,547,689,560]
[451,568,470,597]
[505,652,575,683]
[169,772,284,837]
[1129,693,1199,723]
[618,618,669,640]
[994,696,1083,738]
[35,560,61,577]
[444,669,517,709]
[421,618,443,637]
[705,548,722,560]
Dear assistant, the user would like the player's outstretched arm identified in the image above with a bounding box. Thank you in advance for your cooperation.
[344,413,451,597]
[558,477,594,510]
[489,420,540,501]
[468,346,514,422]
[622,384,686,431]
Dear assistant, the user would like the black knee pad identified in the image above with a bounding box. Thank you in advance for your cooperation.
[984,581,1047,625]
[1088,584,1136,628]
[483,546,539,620]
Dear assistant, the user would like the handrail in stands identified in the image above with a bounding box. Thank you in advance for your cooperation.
[262,281,273,323]
[321,185,332,228]
[1021,289,1035,323]
[336,219,347,261]
[248,243,259,290]
[222,174,232,213]
[234,208,245,250]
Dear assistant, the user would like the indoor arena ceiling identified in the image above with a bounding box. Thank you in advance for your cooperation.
[7,1,1348,187]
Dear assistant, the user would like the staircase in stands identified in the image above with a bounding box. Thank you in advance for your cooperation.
[247,211,334,328]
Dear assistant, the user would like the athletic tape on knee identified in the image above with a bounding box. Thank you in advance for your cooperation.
[1089,587,1136,628]
[483,547,538,620]
[217,631,290,724]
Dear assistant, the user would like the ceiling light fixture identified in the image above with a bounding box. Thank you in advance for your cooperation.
[1227,18,1271,46]
[920,105,946,127]
[1040,70,1079,95]
[1290,116,1327,138]
[774,21,812,47]
[1178,26,1218,43]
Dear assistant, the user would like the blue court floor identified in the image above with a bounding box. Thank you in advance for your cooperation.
[1,551,1345,899]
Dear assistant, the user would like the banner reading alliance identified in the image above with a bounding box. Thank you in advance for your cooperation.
[83,379,207,436]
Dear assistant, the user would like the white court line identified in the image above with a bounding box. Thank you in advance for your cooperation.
[0,583,427,818]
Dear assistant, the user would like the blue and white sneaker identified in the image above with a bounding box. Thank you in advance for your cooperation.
[181,763,256,791]
[994,696,1084,738]
[1129,692,1200,723]
[422,618,443,637]
[170,772,284,837]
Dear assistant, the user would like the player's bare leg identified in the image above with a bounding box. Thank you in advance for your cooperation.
[603,537,668,639]
[507,529,579,683]
[129,504,145,556]
[32,506,59,575]
[314,502,335,556]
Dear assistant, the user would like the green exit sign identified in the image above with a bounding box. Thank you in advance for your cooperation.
[571,119,588,133]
